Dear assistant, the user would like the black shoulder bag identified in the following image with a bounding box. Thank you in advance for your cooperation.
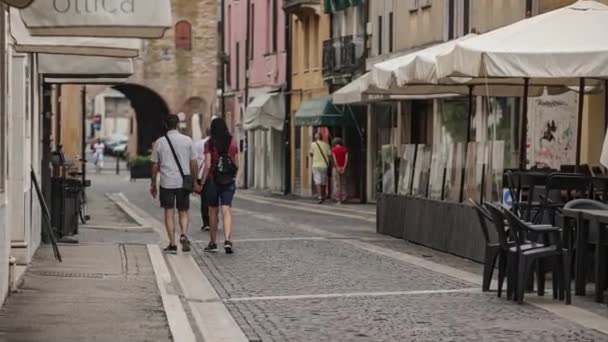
[165,134,194,193]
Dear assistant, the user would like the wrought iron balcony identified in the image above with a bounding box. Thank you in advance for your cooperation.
[322,34,365,77]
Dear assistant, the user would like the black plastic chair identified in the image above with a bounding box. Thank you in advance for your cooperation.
[536,172,591,225]
[469,199,501,293]
[562,199,608,297]
[502,206,571,304]
[480,202,513,298]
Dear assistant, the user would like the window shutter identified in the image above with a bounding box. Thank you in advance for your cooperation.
[409,0,419,11]
[420,0,431,8]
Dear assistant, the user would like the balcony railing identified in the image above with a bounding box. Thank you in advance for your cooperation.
[322,34,365,77]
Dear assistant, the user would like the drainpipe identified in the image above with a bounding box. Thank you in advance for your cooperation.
[221,0,226,117]
[243,0,251,189]
[283,10,293,195]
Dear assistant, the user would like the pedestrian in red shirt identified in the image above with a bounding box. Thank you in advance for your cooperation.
[331,138,348,204]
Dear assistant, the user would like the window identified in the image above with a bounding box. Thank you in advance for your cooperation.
[388,12,394,53]
[227,5,232,54]
[250,3,255,60]
[448,0,455,40]
[303,17,310,70]
[272,0,278,53]
[312,16,319,68]
[236,42,241,90]
[526,0,533,17]
[377,15,383,55]
[175,20,192,50]
[463,0,470,34]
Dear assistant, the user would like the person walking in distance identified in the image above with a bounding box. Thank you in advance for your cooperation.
[150,115,200,254]
[93,138,105,174]
[200,118,239,254]
[194,128,211,231]
[331,137,349,204]
[310,132,331,203]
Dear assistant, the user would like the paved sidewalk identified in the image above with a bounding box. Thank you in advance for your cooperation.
[0,180,171,342]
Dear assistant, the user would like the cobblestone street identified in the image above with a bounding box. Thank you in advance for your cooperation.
[91,171,608,342]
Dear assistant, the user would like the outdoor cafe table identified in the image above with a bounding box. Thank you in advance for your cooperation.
[561,208,608,303]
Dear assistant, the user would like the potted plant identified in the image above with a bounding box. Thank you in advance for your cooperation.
[128,154,152,180]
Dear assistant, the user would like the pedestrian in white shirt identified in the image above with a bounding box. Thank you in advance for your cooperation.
[150,115,200,254]
[93,138,105,173]
[194,130,211,231]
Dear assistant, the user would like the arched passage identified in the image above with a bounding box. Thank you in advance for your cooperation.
[180,96,208,137]
[112,83,170,155]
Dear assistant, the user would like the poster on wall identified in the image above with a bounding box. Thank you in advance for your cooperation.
[528,92,578,169]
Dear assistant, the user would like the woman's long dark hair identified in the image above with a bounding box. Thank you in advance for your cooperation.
[210,118,232,153]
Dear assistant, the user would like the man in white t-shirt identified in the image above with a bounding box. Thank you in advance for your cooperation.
[93,138,105,173]
[150,115,199,254]
[194,130,210,231]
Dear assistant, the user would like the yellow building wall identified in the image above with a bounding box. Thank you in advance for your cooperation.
[59,85,83,163]
[470,0,526,33]
[290,10,329,197]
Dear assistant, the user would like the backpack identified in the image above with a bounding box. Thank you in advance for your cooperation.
[214,147,238,185]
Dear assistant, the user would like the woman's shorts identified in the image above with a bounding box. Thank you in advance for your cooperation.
[205,179,236,207]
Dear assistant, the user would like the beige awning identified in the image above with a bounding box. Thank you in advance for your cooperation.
[244,93,286,131]
[38,54,133,77]
[1,0,33,8]
[20,0,172,38]
[11,9,140,58]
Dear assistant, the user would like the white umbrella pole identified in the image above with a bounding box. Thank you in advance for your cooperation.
[576,78,585,167]
[519,78,530,170]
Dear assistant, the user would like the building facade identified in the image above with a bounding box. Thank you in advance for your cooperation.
[130,0,218,154]
[285,0,330,197]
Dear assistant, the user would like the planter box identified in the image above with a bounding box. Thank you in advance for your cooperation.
[129,163,152,180]
[377,194,486,263]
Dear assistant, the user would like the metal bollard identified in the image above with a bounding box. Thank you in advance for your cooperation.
[116,156,120,175]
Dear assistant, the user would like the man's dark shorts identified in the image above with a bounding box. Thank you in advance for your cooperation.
[159,187,190,210]
[205,180,236,207]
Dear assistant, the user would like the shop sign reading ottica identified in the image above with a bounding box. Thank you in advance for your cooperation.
[20,0,172,38]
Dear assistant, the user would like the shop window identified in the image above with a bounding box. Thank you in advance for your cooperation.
[175,20,192,50]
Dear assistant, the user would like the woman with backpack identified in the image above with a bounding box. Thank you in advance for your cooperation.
[200,118,239,254]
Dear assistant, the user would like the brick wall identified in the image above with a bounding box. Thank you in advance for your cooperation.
[131,0,218,136]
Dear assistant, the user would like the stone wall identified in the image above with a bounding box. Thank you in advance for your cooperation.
[131,0,218,137]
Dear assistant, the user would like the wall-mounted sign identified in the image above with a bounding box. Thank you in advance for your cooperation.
[20,0,172,38]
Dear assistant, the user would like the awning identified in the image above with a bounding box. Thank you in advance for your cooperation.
[10,9,141,57]
[436,0,608,86]
[20,0,172,38]
[332,73,461,105]
[38,54,134,78]
[294,96,350,127]
[43,77,128,85]
[244,93,286,131]
[2,0,33,8]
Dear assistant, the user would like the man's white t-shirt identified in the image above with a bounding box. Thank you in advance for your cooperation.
[194,137,209,180]
[151,130,195,189]
[93,143,105,158]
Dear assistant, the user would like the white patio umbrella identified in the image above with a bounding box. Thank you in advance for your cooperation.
[20,0,172,38]
[437,0,608,167]
[10,9,141,58]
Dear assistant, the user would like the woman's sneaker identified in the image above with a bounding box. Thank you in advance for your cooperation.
[224,241,234,254]
[204,242,218,252]
[163,244,177,254]
[180,235,191,252]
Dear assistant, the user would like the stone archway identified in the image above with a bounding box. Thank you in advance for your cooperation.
[179,96,208,137]
[112,83,170,155]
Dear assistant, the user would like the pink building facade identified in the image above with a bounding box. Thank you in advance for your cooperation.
[223,0,287,191]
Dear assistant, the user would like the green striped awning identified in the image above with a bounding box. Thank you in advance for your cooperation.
[324,0,365,13]
[294,96,351,127]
